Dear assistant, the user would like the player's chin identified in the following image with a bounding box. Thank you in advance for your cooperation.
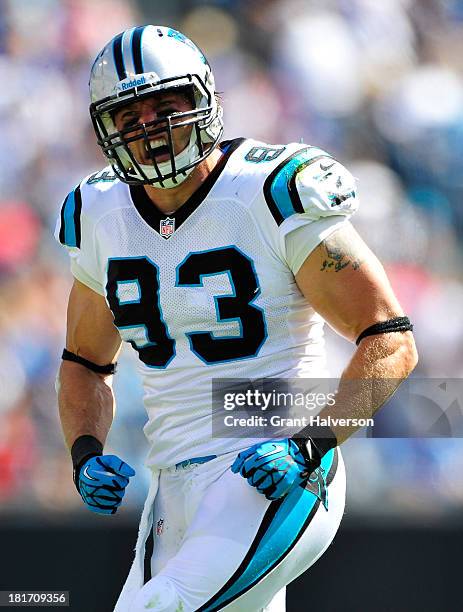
[153,153,171,163]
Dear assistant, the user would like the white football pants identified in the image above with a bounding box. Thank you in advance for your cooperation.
[114,447,345,612]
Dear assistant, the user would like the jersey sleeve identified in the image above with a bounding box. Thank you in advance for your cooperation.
[262,146,359,273]
[54,183,105,295]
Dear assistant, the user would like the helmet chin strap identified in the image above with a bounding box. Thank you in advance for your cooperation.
[138,131,199,189]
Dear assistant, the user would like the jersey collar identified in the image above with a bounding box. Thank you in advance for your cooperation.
[129,138,245,236]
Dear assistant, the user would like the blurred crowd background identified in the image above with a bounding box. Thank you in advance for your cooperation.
[1,0,463,523]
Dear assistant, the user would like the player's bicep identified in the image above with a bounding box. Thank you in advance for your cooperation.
[66,278,122,364]
[295,223,404,342]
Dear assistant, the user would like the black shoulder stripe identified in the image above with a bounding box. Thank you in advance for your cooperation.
[58,185,82,248]
[112,33,126,81]
[263,177,285,226]
[263,149,307,226]
[287,155,326,215]
[131,26,145,74]
[73,185,82,248]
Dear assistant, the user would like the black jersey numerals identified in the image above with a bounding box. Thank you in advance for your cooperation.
[105,247,267,368]
[176,246,267,364]
[106,257,175,368]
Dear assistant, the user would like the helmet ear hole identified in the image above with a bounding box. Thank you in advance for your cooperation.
[183,85,196,108]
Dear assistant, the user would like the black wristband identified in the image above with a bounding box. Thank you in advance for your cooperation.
[292,424,338,465]
[71,434,103,491]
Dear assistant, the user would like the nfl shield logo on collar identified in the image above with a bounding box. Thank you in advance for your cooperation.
[160,217,175,239]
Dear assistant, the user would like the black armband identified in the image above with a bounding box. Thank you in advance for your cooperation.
[62,348,117,375]
[292,424,338,468]
[355,316,413,346]
[71,434,103,491]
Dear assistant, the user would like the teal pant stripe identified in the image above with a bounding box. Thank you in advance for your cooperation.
[270,146,329,221]
[200,448,335,612]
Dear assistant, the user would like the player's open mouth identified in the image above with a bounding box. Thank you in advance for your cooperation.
[144,139,170,162]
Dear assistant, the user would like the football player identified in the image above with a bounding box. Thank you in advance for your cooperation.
[55,25,417,612]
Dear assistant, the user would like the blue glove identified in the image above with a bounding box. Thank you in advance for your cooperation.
[76,455,136,515]
[231,439,316,500]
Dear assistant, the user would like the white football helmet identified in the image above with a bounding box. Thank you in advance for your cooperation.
[89,25,223,188]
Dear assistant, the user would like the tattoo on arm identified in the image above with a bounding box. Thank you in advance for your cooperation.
[320,238,364,273]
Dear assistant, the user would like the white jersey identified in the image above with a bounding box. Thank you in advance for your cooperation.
[55,138,358,469]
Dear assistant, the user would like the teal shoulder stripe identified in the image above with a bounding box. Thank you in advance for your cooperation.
[64,191,76,246]
[59,185,82,248]
[263,147,330,226]
[199,449,337,612]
